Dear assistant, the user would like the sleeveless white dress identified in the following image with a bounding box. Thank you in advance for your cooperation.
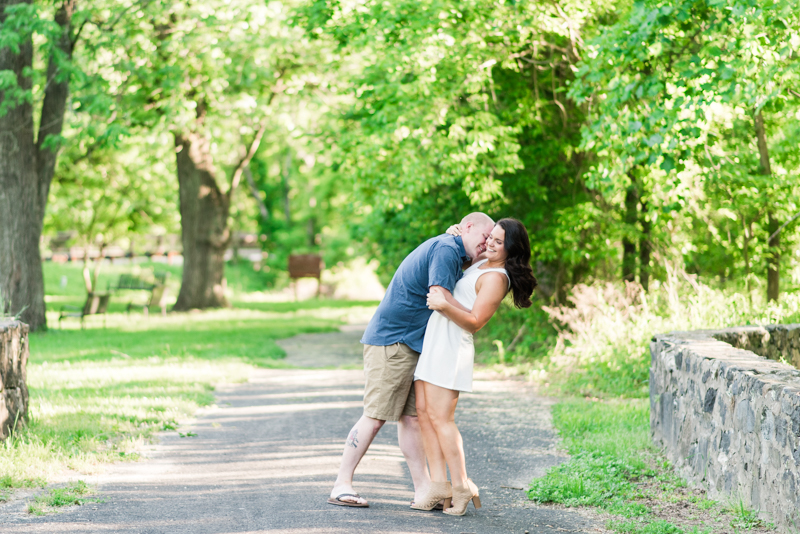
[414,260,509,392]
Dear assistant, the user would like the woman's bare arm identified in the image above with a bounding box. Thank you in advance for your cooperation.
[427,272,507,333]
[431,285,471,313]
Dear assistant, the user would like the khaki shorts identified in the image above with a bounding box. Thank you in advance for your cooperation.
[362,343,419,421]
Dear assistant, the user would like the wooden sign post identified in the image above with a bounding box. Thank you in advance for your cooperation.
[288,254,323,299]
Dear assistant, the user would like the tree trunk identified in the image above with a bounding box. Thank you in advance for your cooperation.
[307,217,316,246]
[554,260,567,305]
[91,243,105,292]
[172,132,230,310]
[766,213,779,301]
[742,219,751,292]
[0,0,74,331]
[244,167,269,220]
[282,149,292,225]
[639,197,651,291]
[36,0,75,222]
[0,320,29,441]
[755,110,779,302]
[82,247,93,293]
[0,0,44,330]
[571,257,589,285]
[622,179,639,283]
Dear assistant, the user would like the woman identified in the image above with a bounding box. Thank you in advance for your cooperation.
[411,218,537,515]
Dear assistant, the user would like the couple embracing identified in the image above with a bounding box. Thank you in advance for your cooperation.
[328,212,537,515]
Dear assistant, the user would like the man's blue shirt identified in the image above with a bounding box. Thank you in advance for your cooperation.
[361,235,470,353]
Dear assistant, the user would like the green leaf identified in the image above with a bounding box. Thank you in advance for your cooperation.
[660,155,675,173]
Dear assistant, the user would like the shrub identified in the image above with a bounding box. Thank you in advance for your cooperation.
[487,268,800,398]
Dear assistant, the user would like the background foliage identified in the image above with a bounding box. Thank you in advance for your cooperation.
[3,2,800,529]
[2,0,799,376]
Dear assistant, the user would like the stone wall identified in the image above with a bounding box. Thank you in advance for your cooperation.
[650,326,800,532]
[0,320,29,440]
[712,324,800,368]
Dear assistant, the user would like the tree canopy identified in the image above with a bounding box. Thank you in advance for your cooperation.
[1,0,799,329]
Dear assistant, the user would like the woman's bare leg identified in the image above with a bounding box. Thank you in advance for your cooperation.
[422,381,467,487]
[415,380,447,482]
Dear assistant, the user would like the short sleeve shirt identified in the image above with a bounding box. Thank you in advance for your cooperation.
[361,235,470,353]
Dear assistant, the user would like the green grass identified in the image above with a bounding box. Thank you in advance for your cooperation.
[529,398,771,534]
[224,259,282,293]
[44,260,181,315]
[516,280,793,534]
[36,310,341,365]
[550,398,652,460]
[725,496,765,530]
[42,259,378,318]
[42,259,278,298]
[0,473,26,502]
[27,481,101,515]
[43,260,183,298]
[609,519,697,534]
[232,299,380,313]
[3,300,377,487]
[529,399,653,517]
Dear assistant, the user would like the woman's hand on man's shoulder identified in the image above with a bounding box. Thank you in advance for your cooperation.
[445,224,462,236]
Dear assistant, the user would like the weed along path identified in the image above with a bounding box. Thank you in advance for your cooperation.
[3,327,600,534]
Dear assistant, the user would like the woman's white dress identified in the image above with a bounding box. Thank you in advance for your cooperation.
[414,259,509,392]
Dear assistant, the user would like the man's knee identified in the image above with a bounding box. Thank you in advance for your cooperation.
[362,415,386,435]
[398,414,421,429]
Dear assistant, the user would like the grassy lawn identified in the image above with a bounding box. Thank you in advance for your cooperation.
[3,267,378,489]
[529,399,775,534]
[24,263,779,532]
[501,282,800,534]
[42,259,280,299]
[43,260,287,314]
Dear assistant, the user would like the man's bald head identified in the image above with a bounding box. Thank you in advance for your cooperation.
[460,212,494,228]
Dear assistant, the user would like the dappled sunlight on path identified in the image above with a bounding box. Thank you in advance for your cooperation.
[3,330,601,534]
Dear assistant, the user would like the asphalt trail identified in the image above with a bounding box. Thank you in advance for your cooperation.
[2,327,599,534]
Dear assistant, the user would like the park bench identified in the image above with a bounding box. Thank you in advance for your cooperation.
[109,272,170,317]
[59,292,110,329]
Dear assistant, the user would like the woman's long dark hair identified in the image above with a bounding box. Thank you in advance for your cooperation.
[496,218,537,308]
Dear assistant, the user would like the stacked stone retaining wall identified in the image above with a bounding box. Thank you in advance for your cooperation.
[712,324,800,368]
[651,326,800,532]
[0,320,29,440]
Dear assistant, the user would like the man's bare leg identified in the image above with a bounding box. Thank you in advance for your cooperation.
[398,413,431,503]
[330,415,385,505]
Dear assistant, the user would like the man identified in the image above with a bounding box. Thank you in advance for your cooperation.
[328,212,496,507]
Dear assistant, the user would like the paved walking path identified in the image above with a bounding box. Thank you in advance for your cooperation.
[2,328,600,534]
